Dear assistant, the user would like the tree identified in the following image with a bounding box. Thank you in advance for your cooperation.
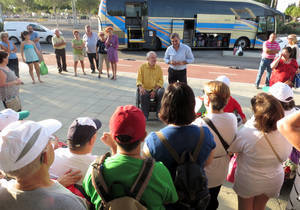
[285,5,300,21]
[76,0,98,25]
[35,0,70,27]
[254,0,272,6]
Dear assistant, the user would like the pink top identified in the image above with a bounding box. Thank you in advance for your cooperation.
[262,41,280,60]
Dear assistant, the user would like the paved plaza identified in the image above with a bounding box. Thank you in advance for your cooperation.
[4,60,300,210]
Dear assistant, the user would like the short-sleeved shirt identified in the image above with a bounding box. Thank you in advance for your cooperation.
[0,41,17,59]
[82,154,178,210]
[83,32,98,53]
[29,32,41,51]
[262,40,280,59]
[145,125,216,176]
[193,113,237,188]
[136,63,164,91]
[49,148,96,185]
[52,35,66,49]
[0,179,87,210]
[72,39,84,55]
[228,118,292,198]
[96,40,107,54]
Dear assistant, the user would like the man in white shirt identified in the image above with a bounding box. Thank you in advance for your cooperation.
[0,119,87,210]
[50,117,101,185]
[164,33,194,84]
[83,25,99,74]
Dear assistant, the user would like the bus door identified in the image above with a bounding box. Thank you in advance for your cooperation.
[254,16,275,48]
[171,19,184,41]
[125,2,148,48]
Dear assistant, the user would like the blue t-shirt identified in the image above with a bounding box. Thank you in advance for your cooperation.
[146,125,216,175]
[30,32,41,51]
[0,41,17,59]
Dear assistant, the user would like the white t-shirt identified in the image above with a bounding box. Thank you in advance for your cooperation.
[0,179,87,210]
[50,148,96,185]
[193,112,237,188]
[228,119,292,198]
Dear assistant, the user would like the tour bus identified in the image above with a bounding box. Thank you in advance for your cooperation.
[98,0,283,50]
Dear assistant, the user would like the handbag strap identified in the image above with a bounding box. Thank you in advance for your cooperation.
[203,117,229,152]
[263,133,283,163]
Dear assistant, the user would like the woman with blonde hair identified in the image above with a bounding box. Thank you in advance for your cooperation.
[229,93,292,210]
[193,80,237,210]
[287,34,299,63]
[105,26,119,80]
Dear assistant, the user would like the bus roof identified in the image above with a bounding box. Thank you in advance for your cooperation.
[106,0,283,18]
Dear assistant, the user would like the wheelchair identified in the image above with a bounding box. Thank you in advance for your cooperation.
[136,88,158,118]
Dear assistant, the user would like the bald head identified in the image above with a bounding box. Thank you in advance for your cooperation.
[54,29,60,37]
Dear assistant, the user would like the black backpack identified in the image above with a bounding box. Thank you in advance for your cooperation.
[155,127,210,210]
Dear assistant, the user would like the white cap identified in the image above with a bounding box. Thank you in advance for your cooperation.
[0,109,30,131]
[216,75,230,86]
[0,119,62,172]
[269,82,294,103]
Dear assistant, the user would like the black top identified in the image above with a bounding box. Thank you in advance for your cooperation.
[96,40,107,54]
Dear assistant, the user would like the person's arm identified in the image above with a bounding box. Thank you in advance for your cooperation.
[53,37,66,48]
[57,169,82,187]
[32,41,42,60]
[33,33,40,43]
[101,132,117,155]
[185,46,194,64]
[270,56,282,69]
[156,66,164,89]
[0,43,9,53]
[137,66,147,95]
[0,70,21,87]
[164,47,171,64]
[11,42,17,53]
[278,111,300,151]
[20,42,25,63]
[204,149,215,166]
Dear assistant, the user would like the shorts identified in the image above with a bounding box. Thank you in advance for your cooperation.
[73,54,84,62]
[26,60,39,64]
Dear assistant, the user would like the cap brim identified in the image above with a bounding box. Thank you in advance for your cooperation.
[18,111,30,120]
[38,119,62,136]
[92,119,102,130]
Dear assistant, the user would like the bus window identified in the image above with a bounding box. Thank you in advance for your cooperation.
[266,16,275,32]
[126,4,142,17]
[258,16,266,33]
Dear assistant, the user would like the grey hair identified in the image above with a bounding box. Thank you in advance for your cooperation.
[0,32,9,41]
[146,51,157,59]
[170,33,180,40]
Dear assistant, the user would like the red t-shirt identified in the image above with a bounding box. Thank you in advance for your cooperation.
[269,58,298,87]
[224,96,246,120]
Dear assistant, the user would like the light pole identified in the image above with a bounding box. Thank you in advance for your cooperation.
[72,0,78,27]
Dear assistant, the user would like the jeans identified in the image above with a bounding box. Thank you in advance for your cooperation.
[140,88,165,118]
[54,48,67,71]
[87,53,98,71]
[168,67,187,84]
[206,185,222,210]
[255,58,273,87]
[8,58,19,77]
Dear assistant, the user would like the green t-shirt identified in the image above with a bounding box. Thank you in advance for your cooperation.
[72,39,83,55]
[82,154,178,210]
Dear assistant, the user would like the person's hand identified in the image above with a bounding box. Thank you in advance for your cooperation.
[170,61,178,65]
[22,57,25,63]
[242,118,247,124]
[101,132,117,150]
[150,91,156,99]
[15,78,22,85]
[177,61,186,65]
[57,169,82,187]
[0,171,5,179]
[139,86,146,95]
[50,135,59,150]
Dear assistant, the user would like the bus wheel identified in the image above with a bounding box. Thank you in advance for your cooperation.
[235,37,249,49]
[154,37,161,50]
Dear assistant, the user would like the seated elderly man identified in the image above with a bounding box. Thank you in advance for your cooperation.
[136,51,164,120]
[0,119,87,210]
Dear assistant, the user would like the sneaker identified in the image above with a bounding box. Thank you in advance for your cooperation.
[63,69,68,72]
[58,69,62,73]
[91,70,96,74]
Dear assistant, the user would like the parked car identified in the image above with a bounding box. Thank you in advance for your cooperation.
[3,21,55,44]
[277,36,300,65]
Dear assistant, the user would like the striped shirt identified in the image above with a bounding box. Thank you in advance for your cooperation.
[262,41,280,59]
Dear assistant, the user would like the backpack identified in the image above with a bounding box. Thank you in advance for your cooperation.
[155,127,210,210]
[91,152,155,210]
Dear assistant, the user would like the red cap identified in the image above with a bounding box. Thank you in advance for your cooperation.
[110,105,146,144]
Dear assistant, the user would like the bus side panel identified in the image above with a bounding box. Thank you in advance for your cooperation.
[98,0,127,46]
[148,17,173,49]
[231,19,259,48]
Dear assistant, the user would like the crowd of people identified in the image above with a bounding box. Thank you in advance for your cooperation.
[0,27,300,210]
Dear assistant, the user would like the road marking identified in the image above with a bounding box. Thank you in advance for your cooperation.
[209,72,237,76]
[118,64,132,67]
